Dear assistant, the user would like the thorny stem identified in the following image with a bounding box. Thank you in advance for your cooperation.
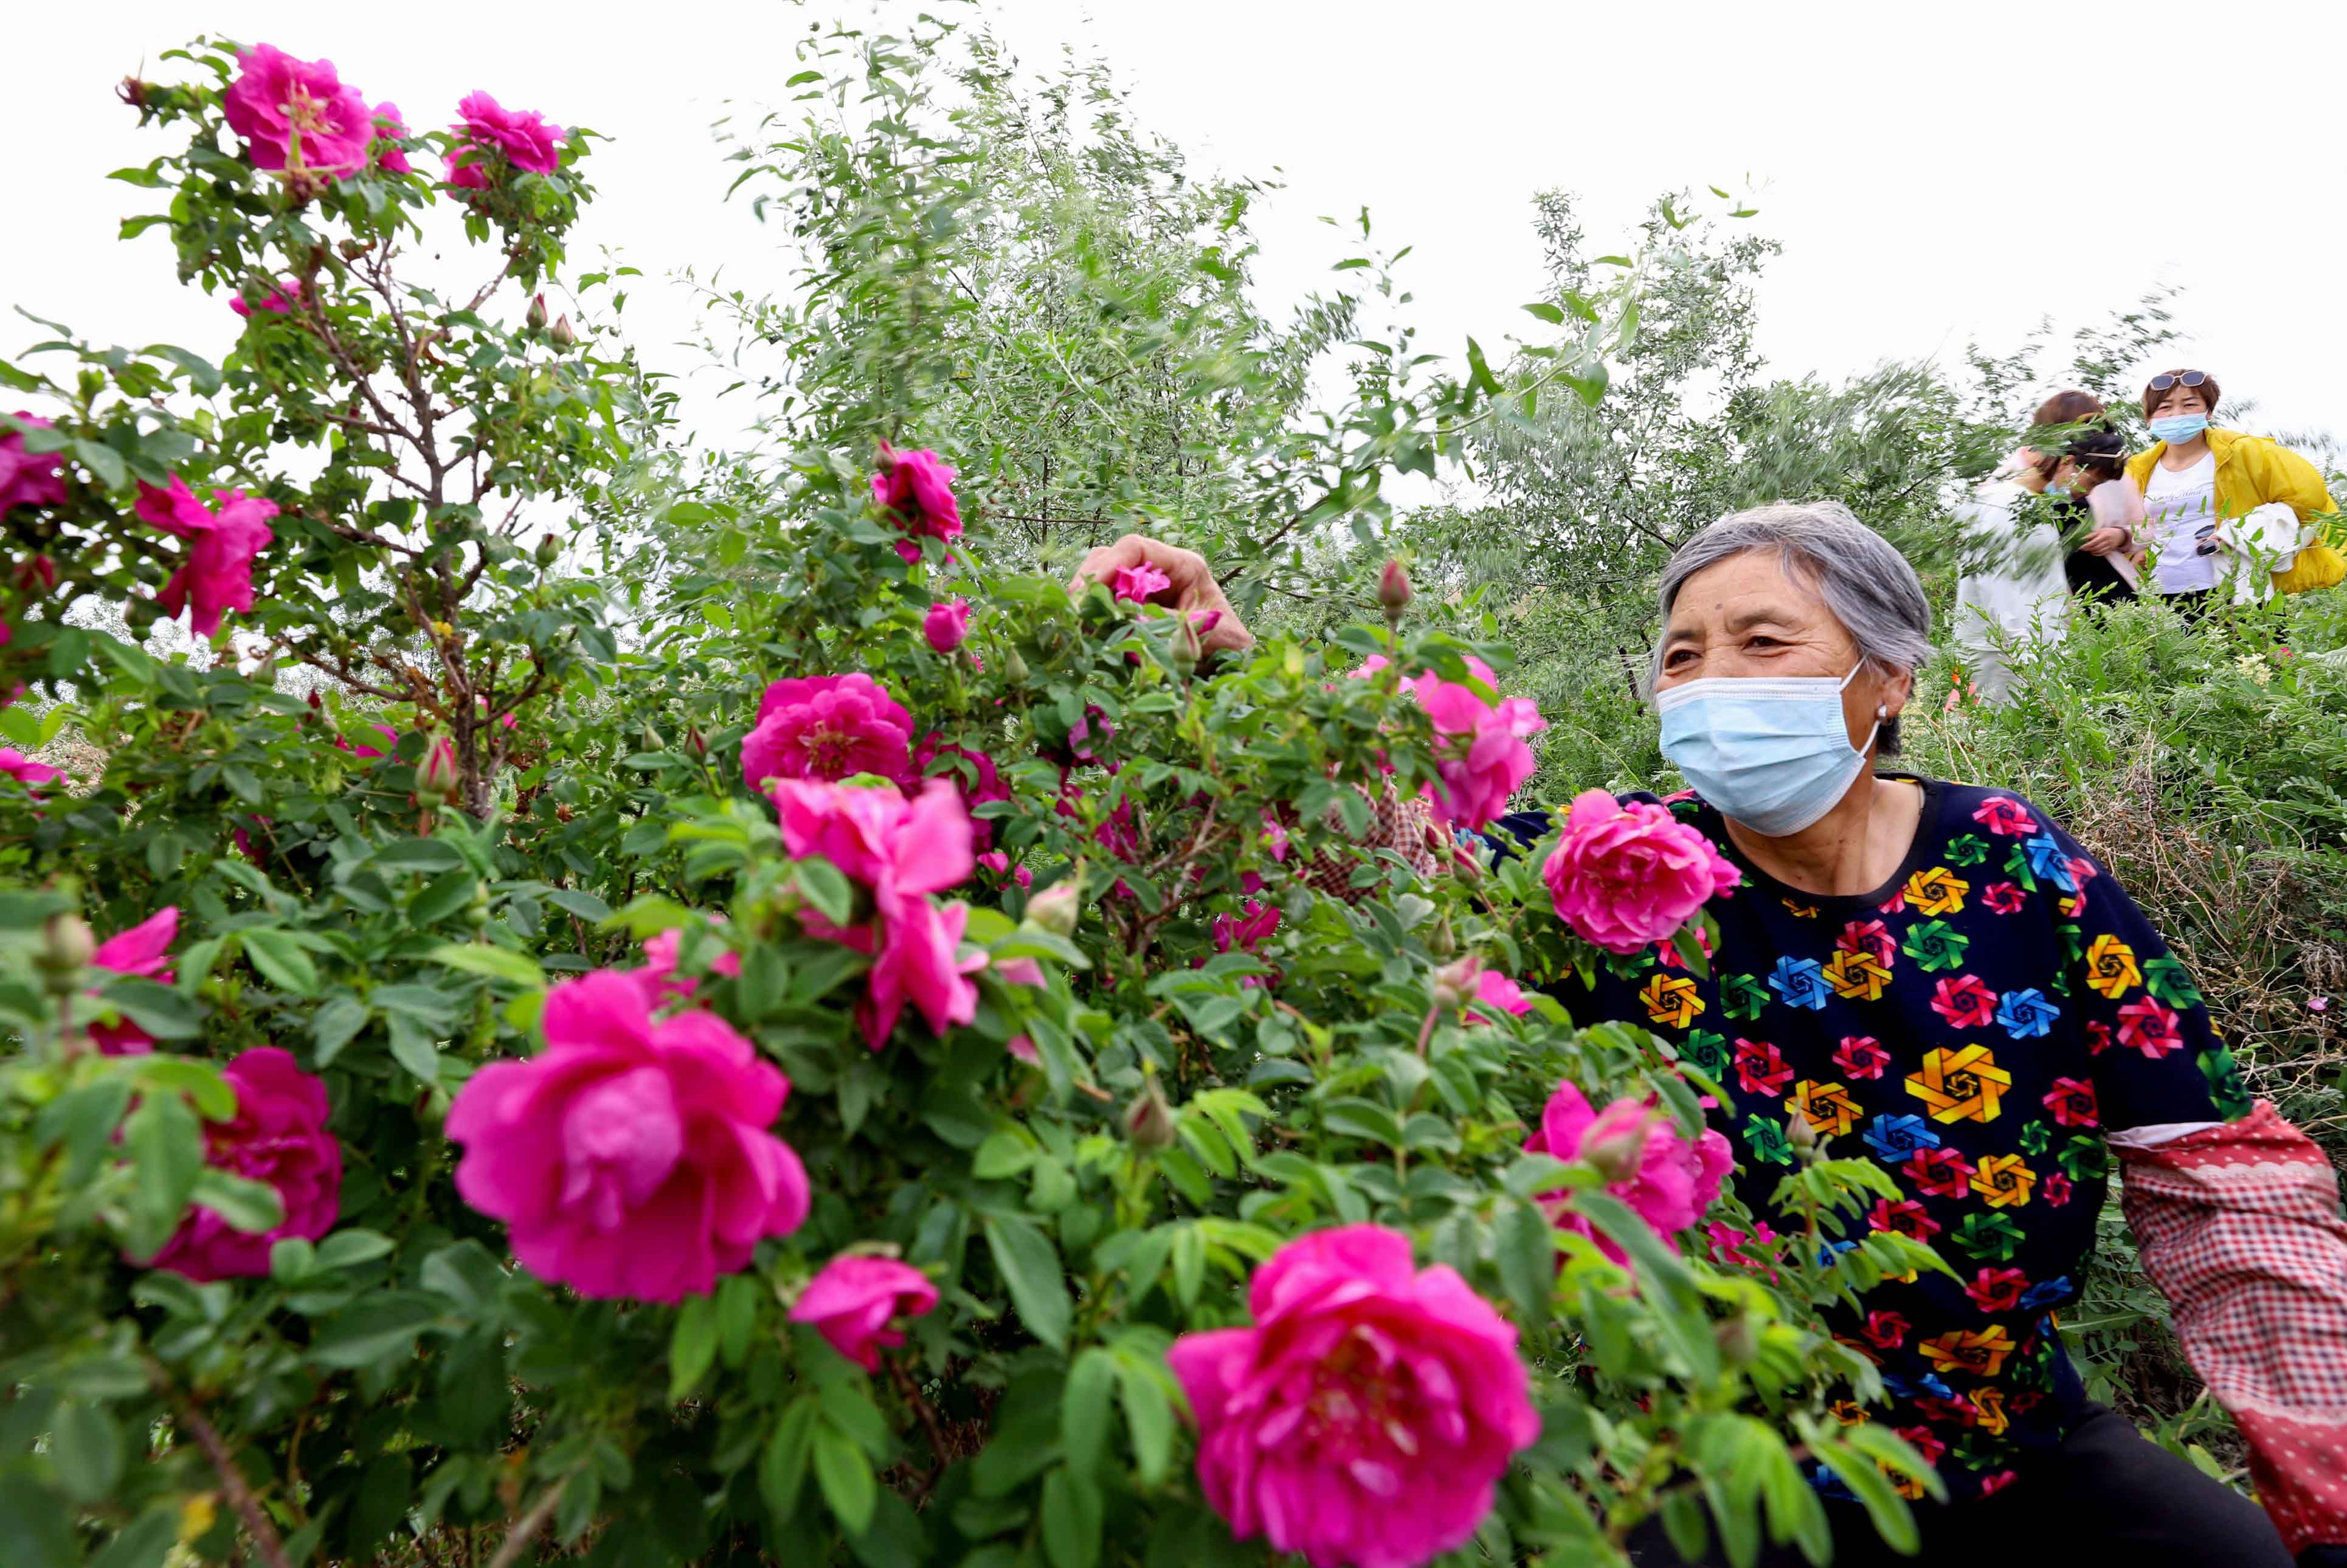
[883,1353,954,1500]
[482,1477,571,1568]
[162,1376,293,1568]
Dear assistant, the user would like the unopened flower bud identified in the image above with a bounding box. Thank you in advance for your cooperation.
[534,534,561,568]
[1431,952,1484,1012]
[117,77,150,110]
[1583,1114,1652,1184]
[415,736,460,807]
[38,912,95,984]
[1377,558,1413,620]
[684,725,709,762]
[1021,882,1081,939]
[1426,915,1457,961]
[526,293,549,332]
[1787,1110,1819,1157]
[1122,1077,1178,1153]
[1172,613,1203,677]
[551,314,578,349]
[1714,1315,1759,1366]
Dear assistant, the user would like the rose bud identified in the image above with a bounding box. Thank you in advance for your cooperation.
[415,736,460,807]
[1581,1113,1653,1184]
[551,314,578,349]
[1122,1077,1178,1153]
[1021,882,1081,939]
[526,293,549,332]
[1430,953,1484,1012]
[38,912,95,984]
[1377,558,1413,620]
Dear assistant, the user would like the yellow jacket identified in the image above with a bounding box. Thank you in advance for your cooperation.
[2124,427,2336,522]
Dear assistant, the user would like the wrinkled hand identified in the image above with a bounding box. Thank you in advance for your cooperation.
[1068,533,1254,656]
[2081,527,2131,557]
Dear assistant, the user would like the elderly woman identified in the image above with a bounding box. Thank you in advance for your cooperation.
[1074,520,2347,1564]
[1498,502,2347,1567]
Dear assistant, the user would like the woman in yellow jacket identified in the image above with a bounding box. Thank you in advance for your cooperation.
[2116,368,2342,613]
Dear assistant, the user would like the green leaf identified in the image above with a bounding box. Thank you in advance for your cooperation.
[1062,1349,1118,1480]
[375,838,467,873]
[796,857,855,926]
[49,1401,123,1504]
[35,1079,132,1186]
[545,886,613,922]
[89,1507,181,1568]
[812,1421,877,1536]
[1040,1466,1103,1568]
[1113,1352,1178,1486]
[420,1240,507,1318]
[316,1229,395,1269]
[1493,1198,1557,1324]
[972,1130,1036,1181]
[426,942,545,988]
[148,345,222,395]
[308,1293,443,1369]
[669,1293,718,1401]
[95,976,201,1040]
[984,1215,1073,1352]
[0,1473,72,1568]
[72,438,127,492]
[311,995,370,1065]
[761,1395,820,1522]
[191,1167,286,1234]
[122,1090,204,1261]
[410,868,480,926]
[241,928,319,996]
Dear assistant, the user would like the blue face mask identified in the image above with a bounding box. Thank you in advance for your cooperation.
[2149,413,2209,445]
[1657,660,1878,837]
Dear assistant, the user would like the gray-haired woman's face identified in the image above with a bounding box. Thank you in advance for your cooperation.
[1656,550,1911,755]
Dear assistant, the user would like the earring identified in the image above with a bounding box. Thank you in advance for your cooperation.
[1876,704,1889,720]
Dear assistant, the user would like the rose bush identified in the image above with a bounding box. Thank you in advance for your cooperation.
[0,24,1944,1568]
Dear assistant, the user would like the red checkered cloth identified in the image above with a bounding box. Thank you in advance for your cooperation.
[1293,787,1447,904]
[2118,1099,2347,1554]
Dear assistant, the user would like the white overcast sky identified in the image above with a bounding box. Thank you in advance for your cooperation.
[10,0,2347,463]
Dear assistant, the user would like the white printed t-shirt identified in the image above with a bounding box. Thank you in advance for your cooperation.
[2145,452,2219,593]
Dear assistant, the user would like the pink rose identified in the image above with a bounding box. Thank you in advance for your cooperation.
[1168,1224,1539,1568]
[221,45,374,179]
[230,278,304,318]
[769,778,982,1049]
[1523,1079,1732,1263]
[1,413,68,514]
[1465,969,1533,1024]
[634,925,742,1008]
[1108,561,1172,603]
[133,477,278,638]
[370,102,412,173]
[741,673,913,789]
[140,1048,341,1280]
[86,907,179,1056]
[871,443,961,562]
[923,596,971,653]
[1410,657,1544,830]
[337,722,401,760]
[787,1255,938,1370]
[1212,900,1279,955]
[446,969,810,1302]
[444,91,563,188]
[1541,789,1737,956]
[0,747,61,792]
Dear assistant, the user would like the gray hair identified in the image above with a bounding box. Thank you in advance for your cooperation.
[1651,500,1932,753]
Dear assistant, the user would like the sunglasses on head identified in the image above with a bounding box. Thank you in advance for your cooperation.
[2149,370,2210,393]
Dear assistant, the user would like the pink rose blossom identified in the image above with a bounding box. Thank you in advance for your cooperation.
[1108,562,1172,603]
[915,734,1009,856]
[634,925,742,1008]
[1705,1220,1780,1279]
[370,102,412,173]
[222,45,374,179]
[336,722,400,760]
[1355,655,1544,830]
[444,91,563,188]
[0,747,61,791]
[923,596,971,653]
[871,443,961,562]
[134,477,278,637]
[1,413,68,514]
[85,907,179,1056]
[770,778,983,1048]
[787,1255,938,1370]
[741,673,914,789]
[1524,1079,1732,1264]
[1168,1224,1539,1568]
[230,277,305,318]
[1541,788,1738,956]
[1212,900,1280,955]
[1006,1035,1040,1065]
[445,969,809,1302]
[1465,969,1533,1024]
[140,1047,341,1280]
